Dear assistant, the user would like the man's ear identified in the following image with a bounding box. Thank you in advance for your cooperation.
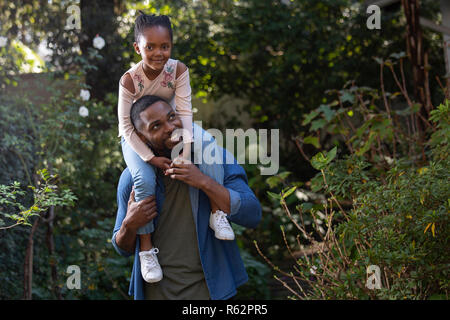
[136,130,148,144]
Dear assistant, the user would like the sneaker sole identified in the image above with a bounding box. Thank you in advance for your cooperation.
[144,274,163,283]
[215,233,235,241]
[210,224,235,240]
[209,217,235,241]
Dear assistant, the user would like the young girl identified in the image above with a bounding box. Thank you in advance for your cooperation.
[117,12,235,284]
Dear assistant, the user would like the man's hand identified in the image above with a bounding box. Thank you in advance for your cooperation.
[123,189,158,231]
[115,189,158,254]
[148,156,172,171]
[165,158,208,189]
[166,158,231,213]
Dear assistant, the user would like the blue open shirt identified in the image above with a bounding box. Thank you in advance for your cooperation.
[111,125,262,300]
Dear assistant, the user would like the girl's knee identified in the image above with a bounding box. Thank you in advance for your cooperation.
[132,168,156,198]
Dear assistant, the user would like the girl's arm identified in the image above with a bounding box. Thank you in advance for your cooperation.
[175,62,194,158]
[118,73,156,162]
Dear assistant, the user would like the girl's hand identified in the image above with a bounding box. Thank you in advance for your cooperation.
[148,156,172,171]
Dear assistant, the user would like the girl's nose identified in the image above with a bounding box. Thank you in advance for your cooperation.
[154,48,163,57]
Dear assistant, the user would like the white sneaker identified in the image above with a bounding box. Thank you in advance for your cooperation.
[209,210,235,241]
[139,248,163,283]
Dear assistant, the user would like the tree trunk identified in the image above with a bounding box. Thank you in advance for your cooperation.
[401,0,431,130]
[23,217,40,300]
[45,206,62,299]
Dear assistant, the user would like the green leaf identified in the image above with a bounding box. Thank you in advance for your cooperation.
[300,202,314,211]
[311,146,337,170]
[302,111,320,125]
[318,104,336,122]
[311,151,327,170]
[340,92,355,104]
[282,186,297,199]
[326,146,337,164]
[310,174,324,192]
[356,131,376,156]
[266,176,282,188]
[310,119,327,131]
[277,171,291,180]
[304,135,321,148]
[267,191,281,200]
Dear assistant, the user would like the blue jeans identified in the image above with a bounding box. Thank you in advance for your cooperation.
[121,130,224,235]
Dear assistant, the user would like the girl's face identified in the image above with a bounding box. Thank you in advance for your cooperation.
[134,25,172,73]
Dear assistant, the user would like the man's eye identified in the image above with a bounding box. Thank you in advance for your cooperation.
[153,125,159,130]
[169,114,175,120]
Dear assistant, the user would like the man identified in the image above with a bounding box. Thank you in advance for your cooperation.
[111,95,262,300]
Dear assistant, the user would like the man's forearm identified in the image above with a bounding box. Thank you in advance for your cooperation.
[115,219,138,254]
[200,175,231,213]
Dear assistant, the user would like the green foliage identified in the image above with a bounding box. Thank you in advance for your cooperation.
[0,33,129,298]
[258,96,449,299]
[0,169,76,229]
[236,248,272,300]
[311,146,337,171]
[428,101,450,158]
[1,0,447,300]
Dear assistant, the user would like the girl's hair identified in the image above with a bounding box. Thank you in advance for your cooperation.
[134,11,173,43]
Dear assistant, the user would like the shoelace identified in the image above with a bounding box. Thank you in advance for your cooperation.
[142,248,159,268]
[215,212,232,230]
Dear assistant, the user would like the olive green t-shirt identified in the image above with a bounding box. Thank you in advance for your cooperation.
[144,172,210,300]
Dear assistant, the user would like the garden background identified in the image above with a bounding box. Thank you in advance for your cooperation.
[0,0,448,300]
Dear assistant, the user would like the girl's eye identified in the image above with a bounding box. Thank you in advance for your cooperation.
[153,125,159,130]
[146,45,152,50]
[169,114,175,120]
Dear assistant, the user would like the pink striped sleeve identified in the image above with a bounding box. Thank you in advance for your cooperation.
[175,67,193,144]
[118,81,155,162]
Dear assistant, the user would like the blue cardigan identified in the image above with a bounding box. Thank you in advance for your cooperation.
[111,126,262,300]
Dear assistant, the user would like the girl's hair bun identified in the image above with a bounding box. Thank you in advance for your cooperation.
[134,11,173,43]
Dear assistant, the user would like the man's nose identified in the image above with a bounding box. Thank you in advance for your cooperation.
[164,121,176,134]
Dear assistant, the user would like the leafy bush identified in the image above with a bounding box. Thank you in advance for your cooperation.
[0,169,76,230]
[255,50,449,299]
[257,101,449,300]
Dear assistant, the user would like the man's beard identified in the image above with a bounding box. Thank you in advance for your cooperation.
[146,141,172,159]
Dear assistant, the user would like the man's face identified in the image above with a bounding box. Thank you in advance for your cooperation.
[136,101,182,154]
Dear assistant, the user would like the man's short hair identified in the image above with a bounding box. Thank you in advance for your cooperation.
[130,95,169,130]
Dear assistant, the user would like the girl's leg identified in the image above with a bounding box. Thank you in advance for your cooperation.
[139,234,153,252]
[121,137,156,242]
[122,137,162,283]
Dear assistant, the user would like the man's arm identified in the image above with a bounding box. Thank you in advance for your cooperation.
[112,169,157,256]
[167,147,262,229]
[197,175,230,214]
[220,147,262,229]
